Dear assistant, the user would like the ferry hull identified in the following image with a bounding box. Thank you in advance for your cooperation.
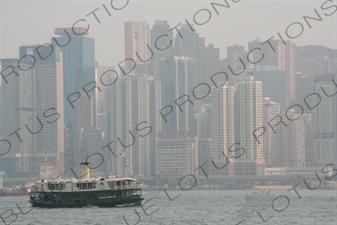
[29,192,144,208]
[29,197,143,208]
[90,197,144,207]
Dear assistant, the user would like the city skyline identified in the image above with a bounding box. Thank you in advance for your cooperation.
[0,7,337,180]
[1,1,337,224]
[0,22,337,178]
[1,1,337,68]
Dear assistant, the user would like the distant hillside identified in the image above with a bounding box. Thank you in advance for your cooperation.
[297,45,337,58]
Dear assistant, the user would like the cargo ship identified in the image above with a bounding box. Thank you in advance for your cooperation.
[0,170,8,197]
[28,162,144,208]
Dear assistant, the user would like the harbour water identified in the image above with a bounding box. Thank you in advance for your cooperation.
[0,189,336,225]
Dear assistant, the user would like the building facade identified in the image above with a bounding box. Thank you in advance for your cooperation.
[312,74,337,166]
[105,74,161,177]
[160,56,195,135]
[52,27,95,128]
[211,85,235,159]
[235,76,264,161]
[1,44,64,177]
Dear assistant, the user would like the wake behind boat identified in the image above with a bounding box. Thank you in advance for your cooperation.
[29,162,144,208]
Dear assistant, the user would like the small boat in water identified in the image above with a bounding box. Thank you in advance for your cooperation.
[28,162,144,208]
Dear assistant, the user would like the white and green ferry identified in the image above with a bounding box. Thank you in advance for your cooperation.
[29,163,144,208]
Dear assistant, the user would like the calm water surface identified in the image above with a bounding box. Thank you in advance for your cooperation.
[0,190,336,225]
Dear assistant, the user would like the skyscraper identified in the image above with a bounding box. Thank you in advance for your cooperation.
[160,56,194,135]
[227,44,246,84]
[254,65,287,110]
[174,25,201,87]
[105,74,161,177]
[211,85,235,159]
[248,38,285,70]
[149,80,162,176]
[312,74,337,166]
[52,27,95,128]
[95,64,115,136]
[277,110,306,167]
[262,99,306,168]
[262,98,281,167]
[235,76,263,160]
[124,21,150,74]
[197,104,212,139]
[302,114,314,166]
[0,58,27,176]
[285,41,297,102]
[248,38,296,101]
[199,44,220,88]
[1,45,64,177]
[150,20,173,81]
[21,45,65,175]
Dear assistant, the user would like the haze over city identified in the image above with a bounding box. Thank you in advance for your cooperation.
[0,0,337,224]
[1,0,336,67]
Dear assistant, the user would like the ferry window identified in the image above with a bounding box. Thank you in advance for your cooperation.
[84,183,87,189]
[107,182,114,189]
[88,183,92,189]
[93,183,96,188]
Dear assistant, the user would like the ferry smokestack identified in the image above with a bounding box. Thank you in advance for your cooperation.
[80,162,90,180]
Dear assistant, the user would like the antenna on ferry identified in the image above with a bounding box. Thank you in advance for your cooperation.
[124,157,127,178]
[42,156,48,180]
[117,152,127,178]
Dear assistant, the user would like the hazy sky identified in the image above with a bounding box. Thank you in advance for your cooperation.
[1,0,336,67]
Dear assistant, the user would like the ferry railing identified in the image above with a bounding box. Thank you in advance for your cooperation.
[109,184,140,190]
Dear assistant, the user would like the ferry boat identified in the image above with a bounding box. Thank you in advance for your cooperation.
[28,162,144,208]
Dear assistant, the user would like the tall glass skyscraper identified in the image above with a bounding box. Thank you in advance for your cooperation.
[160,56,195,135]
[174,25,201,87]
[150,20,173,81]
[52,27,95,128]
[312,74,337,166]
